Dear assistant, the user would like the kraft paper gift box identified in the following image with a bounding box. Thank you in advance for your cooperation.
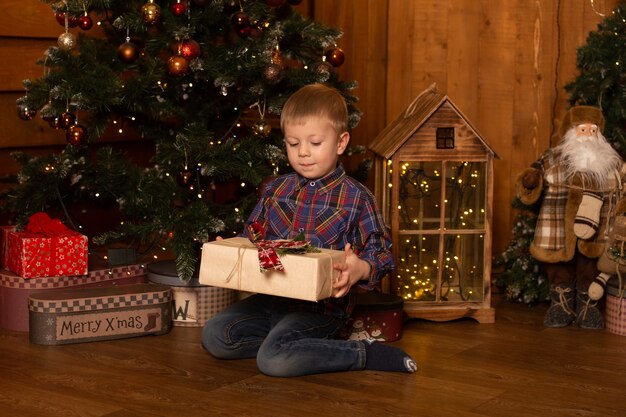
[199,237,345,302]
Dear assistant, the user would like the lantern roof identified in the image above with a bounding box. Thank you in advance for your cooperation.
[369,83,499,160]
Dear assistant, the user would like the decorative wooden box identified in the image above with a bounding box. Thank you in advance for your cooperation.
[29,283,171,345]
[148,260,237,328]
[1,261,147,332]
[369,84,496,323]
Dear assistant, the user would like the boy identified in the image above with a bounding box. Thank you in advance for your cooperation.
[202,84,417,377]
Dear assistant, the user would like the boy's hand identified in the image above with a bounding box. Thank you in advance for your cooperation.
[332,243,371,298]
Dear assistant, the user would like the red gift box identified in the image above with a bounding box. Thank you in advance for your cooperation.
[5,213,88,278]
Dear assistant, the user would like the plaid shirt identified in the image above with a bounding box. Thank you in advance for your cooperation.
[244,164,394,320]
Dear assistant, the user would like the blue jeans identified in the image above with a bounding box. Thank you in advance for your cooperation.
[201,294,367,377]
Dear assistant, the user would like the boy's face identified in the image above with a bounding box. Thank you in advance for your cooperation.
[283,116,349,180]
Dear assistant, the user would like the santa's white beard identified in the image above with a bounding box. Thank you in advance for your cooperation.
[556,128,622,188]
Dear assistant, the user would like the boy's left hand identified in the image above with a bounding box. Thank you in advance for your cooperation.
[332,243,370,298]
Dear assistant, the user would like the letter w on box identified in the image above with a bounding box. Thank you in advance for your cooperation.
[199,237,345,301]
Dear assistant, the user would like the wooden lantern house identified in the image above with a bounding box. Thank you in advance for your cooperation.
[370,84,497,323]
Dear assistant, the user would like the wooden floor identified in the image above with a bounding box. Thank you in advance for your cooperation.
[1,295,625,417]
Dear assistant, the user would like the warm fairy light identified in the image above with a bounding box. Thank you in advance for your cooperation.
[393,160,488,301]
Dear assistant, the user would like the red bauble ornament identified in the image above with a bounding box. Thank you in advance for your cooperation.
[231,11,250,29]
[55,12,79,27]
[59,111,76,129]
[237,26,251,38]
[180,39,201,60]
[78,15,93,30]
[170,2,187,16]
[167,55,189,76]
[177,168,194,186]
[325,47,345,67]
[66,124,88,146]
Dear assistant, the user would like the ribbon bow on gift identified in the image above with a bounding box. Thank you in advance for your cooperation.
[25,212,70,236]
[245,222,318,272]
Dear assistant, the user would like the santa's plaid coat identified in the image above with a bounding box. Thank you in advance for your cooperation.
[517,148,626,263]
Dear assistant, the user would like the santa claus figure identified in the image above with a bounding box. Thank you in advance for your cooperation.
[517,105,626,329]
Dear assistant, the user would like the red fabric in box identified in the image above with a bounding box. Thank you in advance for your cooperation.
[6,230,88,278]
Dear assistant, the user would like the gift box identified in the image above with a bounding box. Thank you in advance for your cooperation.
[28,283,172,345]
[148,260,237,327]
[199,237,345,302]
[0,262,148,332]
[605,278,626,336]
[5,213,88,278]
[347,291,405,342]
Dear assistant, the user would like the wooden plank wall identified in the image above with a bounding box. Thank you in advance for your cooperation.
[312,0,620,257]
[0,0,619,258]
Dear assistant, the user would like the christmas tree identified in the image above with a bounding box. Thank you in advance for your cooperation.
[565,3,626,154]
[496,3,626,304]
[493,198,548,305]
[5,0,361,281]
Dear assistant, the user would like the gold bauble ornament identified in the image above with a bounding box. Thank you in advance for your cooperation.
[167,55,189,76]
[263,63,284,85]
[66,124,88,146]
[141,1,161,25]
[251,119,272,137]
[118,42,140,63]
[16,103,37,121]
[57,32,76,50]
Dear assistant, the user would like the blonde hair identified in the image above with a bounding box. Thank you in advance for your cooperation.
[280,84,348,134]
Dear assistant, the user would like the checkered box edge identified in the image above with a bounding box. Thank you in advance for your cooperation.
[29,291,171,314]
